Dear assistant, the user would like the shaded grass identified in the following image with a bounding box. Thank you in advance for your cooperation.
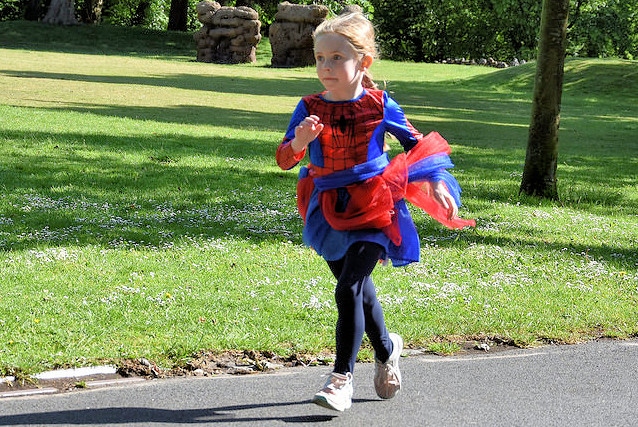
[0,20,197,59]
[0,21,636,374]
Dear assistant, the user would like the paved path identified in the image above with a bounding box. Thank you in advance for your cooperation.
[1,339,637,426]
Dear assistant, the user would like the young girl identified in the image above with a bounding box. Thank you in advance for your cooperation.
[276,11,475,411]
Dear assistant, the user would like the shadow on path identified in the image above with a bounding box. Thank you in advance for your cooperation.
[0,399,381,425]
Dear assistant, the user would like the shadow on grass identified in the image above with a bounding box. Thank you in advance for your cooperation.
[0,45,635,268]
[28,102,293,132]
[0,128,304,249]
[408,59,638,102]
[0,69,320,99]
[0,128,277,164]
[410,217,637,273]
[0,21,199,59]
[0,20,276,66]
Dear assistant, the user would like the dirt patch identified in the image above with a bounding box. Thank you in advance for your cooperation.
[0,350,335,396]
[118,349,335,379]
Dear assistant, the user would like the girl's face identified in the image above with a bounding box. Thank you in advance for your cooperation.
[314,33,371,101]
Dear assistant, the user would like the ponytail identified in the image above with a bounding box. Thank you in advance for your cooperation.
[362,73,378,90]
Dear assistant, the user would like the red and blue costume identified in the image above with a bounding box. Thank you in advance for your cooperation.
[277,89,475,267]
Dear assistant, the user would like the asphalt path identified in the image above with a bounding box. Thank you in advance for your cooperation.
[1,339,637,426]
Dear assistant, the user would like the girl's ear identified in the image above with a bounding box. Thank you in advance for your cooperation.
[360,54,374,70]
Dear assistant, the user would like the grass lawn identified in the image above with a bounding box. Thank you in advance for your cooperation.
[0,21,636,376]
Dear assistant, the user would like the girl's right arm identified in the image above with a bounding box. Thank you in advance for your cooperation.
[276,140,306,171]
[276,115,324,170]
[291,115,324,153]
[276,100,323,170]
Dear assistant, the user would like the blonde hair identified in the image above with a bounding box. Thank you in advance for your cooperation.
[313,12,379,89]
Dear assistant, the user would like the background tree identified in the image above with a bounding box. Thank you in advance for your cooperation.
[42,0,78,24]
[369,0,636,62]
[167,0,187,30]
[372,0,539,62]
[520,0,570,199]
[24,0,44,20]
[78,0,104,23]
[491,0,543,60]
[567,0,637,58]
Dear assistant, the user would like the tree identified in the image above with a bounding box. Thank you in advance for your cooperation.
[520,0,570,200]
[78,0,104,24]
[167,0,188,31]
[24,0,44,20]
[42,0,78,25]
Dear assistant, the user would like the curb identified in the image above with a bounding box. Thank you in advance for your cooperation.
[34,365,117,380]
[0,387,59,398]
[0,366,146,399]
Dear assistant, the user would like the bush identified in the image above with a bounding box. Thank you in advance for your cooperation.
[0,0,24,21]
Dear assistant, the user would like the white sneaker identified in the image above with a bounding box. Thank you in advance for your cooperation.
[311,372,354,411]
[374,333,403,399]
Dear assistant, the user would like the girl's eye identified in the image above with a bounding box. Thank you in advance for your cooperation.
[332,55,342,61]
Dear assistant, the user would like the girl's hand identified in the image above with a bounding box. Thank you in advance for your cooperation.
[291,115,324,153]
[432,181,459,219]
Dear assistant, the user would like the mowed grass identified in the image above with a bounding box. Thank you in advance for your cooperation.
[0,21,636,375]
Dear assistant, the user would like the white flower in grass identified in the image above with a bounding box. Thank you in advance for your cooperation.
[117,285,140,294]
[302,295,331,309]
[566,281,593,292]
[377,295,406,306]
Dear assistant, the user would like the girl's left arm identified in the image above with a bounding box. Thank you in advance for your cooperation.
[383,92,460,219]
[382,92,423,151]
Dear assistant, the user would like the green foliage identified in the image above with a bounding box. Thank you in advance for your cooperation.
[490,0,542,60]
[371,0,636,62]
[252,0,374,28]
[245,0,279,27]
[100,0,172,29]
[568,0,638,59]
[315,0,375,16]
[0,0,24,21]
[371,0,540,62]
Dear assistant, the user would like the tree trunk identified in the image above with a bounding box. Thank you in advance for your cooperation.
[42,0,78,25]
[520,0,570,200]
[24,0,44,21]
[167,0,189,31]
[131,0,150,26]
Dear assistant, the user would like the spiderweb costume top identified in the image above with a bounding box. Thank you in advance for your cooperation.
[277,89,475,266]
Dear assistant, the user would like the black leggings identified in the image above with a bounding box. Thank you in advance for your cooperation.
[327,241,393,374]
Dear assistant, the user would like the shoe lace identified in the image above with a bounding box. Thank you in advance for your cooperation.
[325,373,351,391]
[377,361,400,385]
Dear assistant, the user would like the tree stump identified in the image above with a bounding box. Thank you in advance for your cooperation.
[193,1,261,64]
[268,2,329,68]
